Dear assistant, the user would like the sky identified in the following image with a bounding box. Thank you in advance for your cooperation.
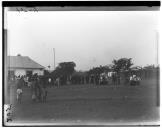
[6,10,159,71]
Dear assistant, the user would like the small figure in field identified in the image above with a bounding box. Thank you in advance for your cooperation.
[16,76,24,103]
[31,74,38,102]
[38,76,47,102]
[112,73,117,85]
[55,77,60,87]
[48,77,52,87]
[40,85,47,102]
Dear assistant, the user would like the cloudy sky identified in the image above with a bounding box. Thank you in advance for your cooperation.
[7,10,159,71]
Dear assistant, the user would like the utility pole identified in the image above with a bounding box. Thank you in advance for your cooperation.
[53,48,55,70]
[156,30,159,66]
[156,30,159,107]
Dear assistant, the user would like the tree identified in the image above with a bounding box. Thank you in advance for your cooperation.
[51,62,76,84]
[88,65,110,75]
[59,62,76,77]
[112,58,133,73]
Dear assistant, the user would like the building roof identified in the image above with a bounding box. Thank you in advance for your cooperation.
[7,55,45,69]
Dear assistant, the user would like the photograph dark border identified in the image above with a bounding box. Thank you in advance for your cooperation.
[2,1,161,127]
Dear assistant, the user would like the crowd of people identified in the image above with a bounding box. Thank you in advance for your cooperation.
[15,74,49,103]
[10,72,141,103]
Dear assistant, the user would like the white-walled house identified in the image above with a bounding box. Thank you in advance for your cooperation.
[7,55,45,78]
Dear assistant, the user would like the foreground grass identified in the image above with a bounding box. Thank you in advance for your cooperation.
[7,79,159,126]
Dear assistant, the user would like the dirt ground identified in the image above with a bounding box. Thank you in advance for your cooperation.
[6,79,159,126]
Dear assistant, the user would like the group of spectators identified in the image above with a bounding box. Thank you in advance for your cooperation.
[9,72,141,104]
[129,75,141,85]
[9,73,141,89]
[9,74,54,87]
[15,74,48,102]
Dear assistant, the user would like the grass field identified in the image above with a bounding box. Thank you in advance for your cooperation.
[7,79,159,126]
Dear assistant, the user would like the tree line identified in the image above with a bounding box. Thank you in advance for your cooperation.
[43,58,159,85]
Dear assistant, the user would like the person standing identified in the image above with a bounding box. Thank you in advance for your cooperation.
[56,77,60,87]
[16,76,24,103]
[31,74,38,102]
[48,78,52,87]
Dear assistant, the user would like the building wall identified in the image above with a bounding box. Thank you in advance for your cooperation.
[15,69,26,76]
[8,68,44,76]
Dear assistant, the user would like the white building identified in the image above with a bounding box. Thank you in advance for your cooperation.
[7,55,45,77]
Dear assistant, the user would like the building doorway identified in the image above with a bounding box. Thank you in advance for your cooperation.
[26,71,32,77]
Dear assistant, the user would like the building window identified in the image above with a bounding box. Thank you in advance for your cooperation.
[26,71,32,77]
[8,70,15,80]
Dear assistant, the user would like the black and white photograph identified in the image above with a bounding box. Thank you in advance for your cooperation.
[3,1,160,126]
